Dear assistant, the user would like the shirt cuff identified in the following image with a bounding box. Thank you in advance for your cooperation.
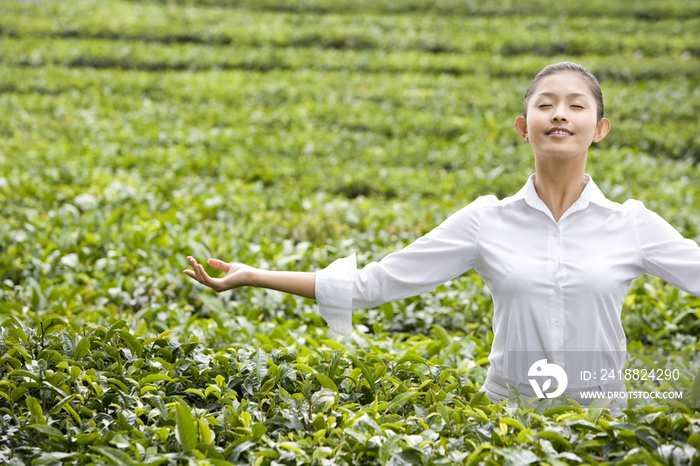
[315,253,356,337]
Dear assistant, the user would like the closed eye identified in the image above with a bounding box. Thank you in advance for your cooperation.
[537,104,552,108]
[571,105,584,109]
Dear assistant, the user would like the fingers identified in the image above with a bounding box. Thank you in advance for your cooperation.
[185,256,229,293]
[207,258,229,270]
[189,256,203,282]
[183,257,195,279]
[186,256,208,284]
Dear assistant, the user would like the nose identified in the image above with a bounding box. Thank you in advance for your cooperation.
[551,106,568,122]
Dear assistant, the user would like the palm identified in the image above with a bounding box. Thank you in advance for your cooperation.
[184,256,252,293]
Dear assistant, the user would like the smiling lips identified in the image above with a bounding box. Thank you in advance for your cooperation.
[546,127,573,138]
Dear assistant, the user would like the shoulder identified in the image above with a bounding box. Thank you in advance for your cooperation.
[622,198,660,219]
[435,195,498,231]
[449,195,500,215]
[448,193,524,222]
[590,196,645,216]
[472,194,500,207]
[622,199,646,211]
[453,195,500,217]
[616,199,663,225]
[622,199,682,236]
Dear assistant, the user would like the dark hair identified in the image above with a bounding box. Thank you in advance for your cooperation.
[523,62,604,122]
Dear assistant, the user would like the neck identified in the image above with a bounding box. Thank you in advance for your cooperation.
[532,155,587,222]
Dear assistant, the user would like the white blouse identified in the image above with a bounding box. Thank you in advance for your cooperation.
[314,173,700,383]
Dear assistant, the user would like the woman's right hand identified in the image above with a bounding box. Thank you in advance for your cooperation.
[183,256,256,293]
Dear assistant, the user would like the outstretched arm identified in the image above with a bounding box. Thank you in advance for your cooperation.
[183,256,316,299]
[633,203,700,297]
[183,194,491,336]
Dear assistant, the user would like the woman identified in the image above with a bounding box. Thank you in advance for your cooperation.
[184,62,700,412]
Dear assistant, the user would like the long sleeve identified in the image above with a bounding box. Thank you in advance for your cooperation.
[632,200,700,296]
[315,195,493,336]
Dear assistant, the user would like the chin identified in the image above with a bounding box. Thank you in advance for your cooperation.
[544,154,582,160]
[535,145,589,159]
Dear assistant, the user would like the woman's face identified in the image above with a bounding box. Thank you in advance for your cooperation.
[515,72,610,161]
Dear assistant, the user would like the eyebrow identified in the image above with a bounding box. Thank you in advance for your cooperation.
[537,92,590,99]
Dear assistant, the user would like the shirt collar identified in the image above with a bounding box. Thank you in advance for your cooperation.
[500,173,624,212]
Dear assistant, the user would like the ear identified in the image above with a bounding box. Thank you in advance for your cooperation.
[592,118,611,142]
[514,116,528,140]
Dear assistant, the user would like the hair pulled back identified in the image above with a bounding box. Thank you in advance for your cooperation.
[523,62,604,122]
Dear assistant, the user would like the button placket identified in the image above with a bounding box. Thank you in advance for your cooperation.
[552,225,564,352]
[554,229,562,290]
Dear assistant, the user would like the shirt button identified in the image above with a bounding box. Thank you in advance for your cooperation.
[553,230,560,237]
[554,321,561,326]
